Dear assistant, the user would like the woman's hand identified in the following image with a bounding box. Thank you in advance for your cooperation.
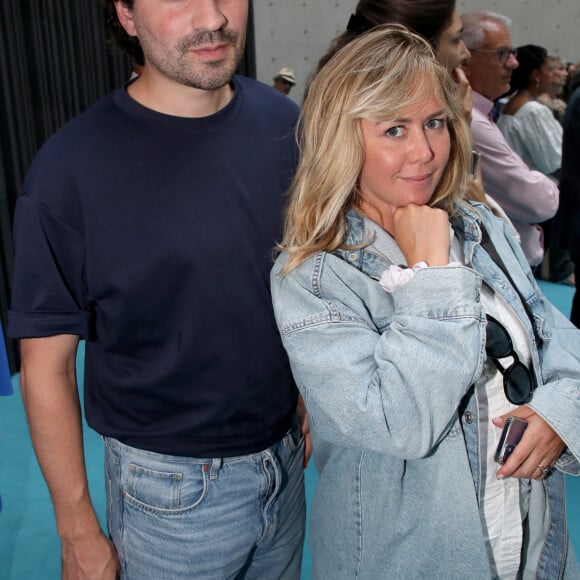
[391,204,450,267]
[451,66,473,124]
[494,406,566,480]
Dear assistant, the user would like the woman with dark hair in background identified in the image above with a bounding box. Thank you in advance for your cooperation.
[498,45,562,178]
[319,0,466,66]
[314,0,472,120]
[498,45,574,286]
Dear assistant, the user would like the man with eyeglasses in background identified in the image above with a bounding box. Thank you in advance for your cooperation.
[461,11,559,270]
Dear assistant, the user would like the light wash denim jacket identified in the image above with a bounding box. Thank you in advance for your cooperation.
[271,202,580,579]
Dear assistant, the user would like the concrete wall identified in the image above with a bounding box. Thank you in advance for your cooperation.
[253,0,580,105]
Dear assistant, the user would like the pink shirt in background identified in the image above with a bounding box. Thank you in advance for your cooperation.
[471,92,559,267]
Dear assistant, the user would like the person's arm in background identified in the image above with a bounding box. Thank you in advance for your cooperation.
[472,110,559,223]
[20,335,119,580]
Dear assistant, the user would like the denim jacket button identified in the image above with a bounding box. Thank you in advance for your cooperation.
[464,411,474,424]
[348,253,357,261]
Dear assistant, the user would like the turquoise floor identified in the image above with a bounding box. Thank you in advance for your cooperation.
[0,281,577,579]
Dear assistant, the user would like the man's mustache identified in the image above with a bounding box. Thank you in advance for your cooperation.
[179,30,241,51]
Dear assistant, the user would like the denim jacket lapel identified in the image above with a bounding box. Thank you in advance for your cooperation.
[332,210,407,280]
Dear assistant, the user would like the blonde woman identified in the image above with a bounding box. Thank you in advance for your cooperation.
[271,26,580,579]
[309,0,514,241]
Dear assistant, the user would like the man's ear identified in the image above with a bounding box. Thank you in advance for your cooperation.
[114,0,137,37]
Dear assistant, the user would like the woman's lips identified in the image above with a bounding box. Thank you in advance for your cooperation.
[400,173,432,184]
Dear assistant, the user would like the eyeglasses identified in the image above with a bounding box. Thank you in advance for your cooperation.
[471,47,517,65]
[485,315,537,405]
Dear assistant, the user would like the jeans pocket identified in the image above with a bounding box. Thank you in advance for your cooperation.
[285,415,305,452]
[123,462,208,515]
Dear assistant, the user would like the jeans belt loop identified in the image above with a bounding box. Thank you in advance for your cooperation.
[209,457,222,480]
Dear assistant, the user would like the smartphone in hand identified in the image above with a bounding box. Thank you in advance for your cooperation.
[495,417,528,464]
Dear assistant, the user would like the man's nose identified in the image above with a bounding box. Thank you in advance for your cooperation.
[506,52,518,69]
[191,0,228,31]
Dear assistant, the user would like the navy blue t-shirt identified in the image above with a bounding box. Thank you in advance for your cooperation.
[9,75,300,457]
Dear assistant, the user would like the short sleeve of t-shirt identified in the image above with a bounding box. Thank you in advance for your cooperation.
[8,195,91,338]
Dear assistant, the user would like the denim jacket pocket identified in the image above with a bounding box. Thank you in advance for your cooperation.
[123,462,208,515]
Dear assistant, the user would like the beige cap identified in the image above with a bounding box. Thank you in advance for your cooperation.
[273,67,296,85]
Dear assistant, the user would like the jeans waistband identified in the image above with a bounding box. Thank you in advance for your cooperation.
[102,414,301,467]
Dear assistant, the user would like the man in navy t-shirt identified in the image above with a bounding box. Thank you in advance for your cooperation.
[8,1,309,577]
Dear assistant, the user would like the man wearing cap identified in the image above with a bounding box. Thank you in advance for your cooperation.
[273,67,297,96]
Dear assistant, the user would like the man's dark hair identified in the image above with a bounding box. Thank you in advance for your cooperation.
[102,0,145,66]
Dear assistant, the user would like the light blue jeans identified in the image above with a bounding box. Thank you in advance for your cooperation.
[103,422,305,579]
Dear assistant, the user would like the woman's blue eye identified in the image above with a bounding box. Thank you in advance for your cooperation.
[386,126,404,137]
[426,118,446,130]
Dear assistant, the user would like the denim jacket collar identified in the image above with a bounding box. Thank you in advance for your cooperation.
[332,210,409,280]
[333,206,480,278]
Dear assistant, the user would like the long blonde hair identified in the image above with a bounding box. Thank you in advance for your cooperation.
[280,25,472,273]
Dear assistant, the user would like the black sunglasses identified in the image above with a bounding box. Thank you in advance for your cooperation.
[485,315,537,405]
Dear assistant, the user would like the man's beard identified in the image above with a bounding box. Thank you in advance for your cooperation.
[159,28,245,91]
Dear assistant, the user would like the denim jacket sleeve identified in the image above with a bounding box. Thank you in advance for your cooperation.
[475,204,580,474]
[271,252,486,459]
[528,300,580,474]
